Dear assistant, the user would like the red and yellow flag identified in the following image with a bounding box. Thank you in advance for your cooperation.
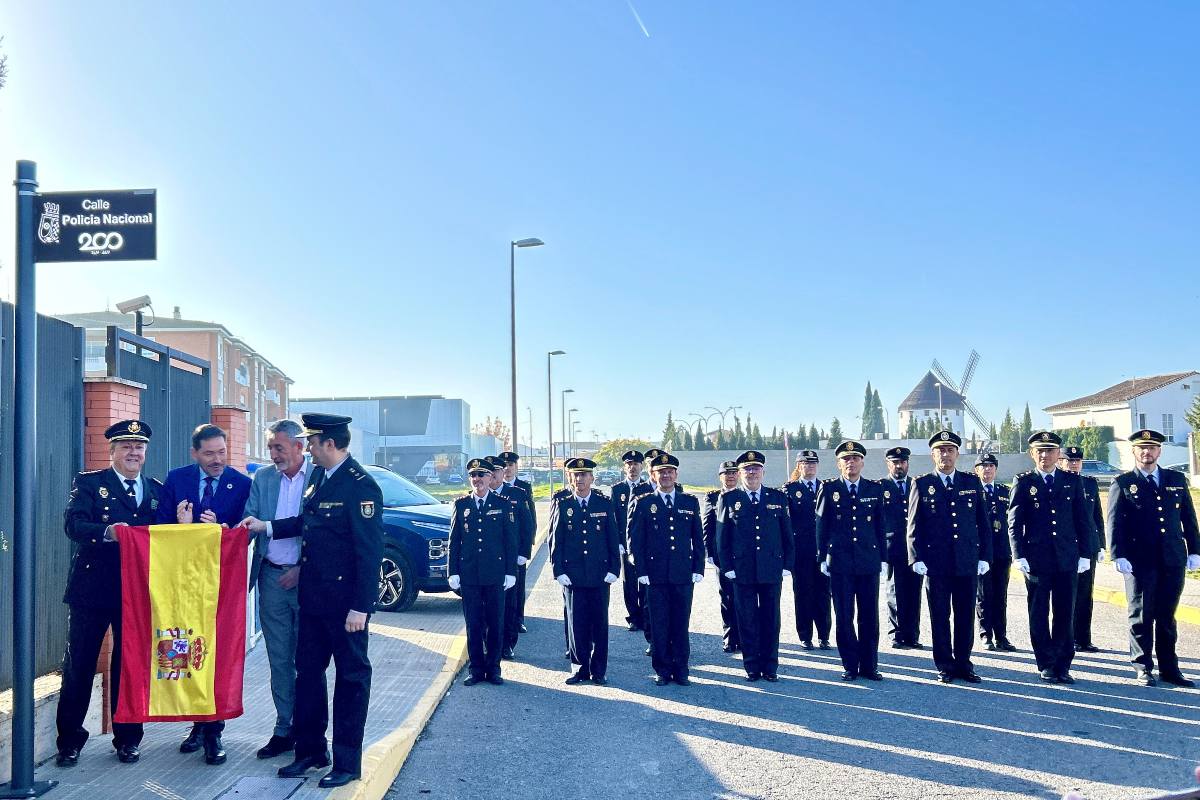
[114,524,248,722]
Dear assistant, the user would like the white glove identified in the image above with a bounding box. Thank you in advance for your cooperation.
[912,561,928,576]
[1016,558,1030,575]
[1114,557,1133,575]
[503,574,516,590]
[1076,557,1091,574]
[448,575,461,591]
[781,569,791,578]
[691,573,703,584]
[556,574,572,587]
[820,562,831,577]
[603,572,618,584]
[880,562,889,576]
[977,560,990,576]
[619,544,626,556]
[1096,550,1106,563]
[724,570,736,580]
[1187,554,1200,570]
[637,575,650,586]
[706,556,715,566]
[517,556,528,566]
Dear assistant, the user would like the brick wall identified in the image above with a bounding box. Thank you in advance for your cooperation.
[212,405,249,472]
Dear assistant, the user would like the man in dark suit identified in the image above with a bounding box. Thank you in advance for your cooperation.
[611,450,653,633]
[880,446,922,650]
[1008,431,1095,684]
[717,451,795,682]
[1108,429,1200,687]
[704,461,741,652]
[907,430,993,684]
[158,423,252,765]
[550,458,621,685]
[500,451,537,632]
[55,420,161,767]
[783,450,831,650]
[1058,446,1107,653]
[241,413,384,788]
[974,452,1015,651]
[449,458,518,684]
[629,453,705,686]
[816,441,888,681]
[491,456,533,659]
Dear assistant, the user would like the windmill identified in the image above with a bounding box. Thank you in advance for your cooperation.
[931,350,994,444]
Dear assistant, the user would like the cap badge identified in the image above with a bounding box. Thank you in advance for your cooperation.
[940,432,949,441]
[128,421,140,433]
[1041,432,1050,442]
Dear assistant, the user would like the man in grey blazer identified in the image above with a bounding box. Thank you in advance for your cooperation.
[246,419,313,759]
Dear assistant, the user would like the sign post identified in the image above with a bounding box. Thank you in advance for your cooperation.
[1,163,156,799]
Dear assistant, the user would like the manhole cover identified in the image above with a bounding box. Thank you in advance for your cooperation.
[214,777,306,800]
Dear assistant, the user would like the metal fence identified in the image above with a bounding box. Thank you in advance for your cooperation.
[104,325,211,480]
[0,303,83,691]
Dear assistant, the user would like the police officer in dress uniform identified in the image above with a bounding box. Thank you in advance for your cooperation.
[880,446,923,650]
[1108,429,1200,687]
[704,461,741,652]
[974,453,1016,651]
[629,453,705,686]
[448,458,518,684]
[550,458,621,685]
[492,456,533,659]
[611,450,653,632]
[55,420,160,767]
[816,441,888,681]
[907,430,992,684]
[1058,446,1107,653]
[1008,431,1095,684]
[717,451,795,682]
[241,413,384,788]
[499,451,537,633]
[784,450,832,651]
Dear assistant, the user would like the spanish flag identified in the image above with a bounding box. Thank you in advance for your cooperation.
[114,524,248,722]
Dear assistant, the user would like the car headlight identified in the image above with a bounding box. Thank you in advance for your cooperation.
[412,520,451,533]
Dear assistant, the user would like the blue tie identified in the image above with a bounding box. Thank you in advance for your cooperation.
[200,476,215,515]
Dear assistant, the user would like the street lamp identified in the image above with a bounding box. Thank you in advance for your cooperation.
[382,407,389,467]
[526,406,533,467]
[568,408,579,457]
[572,420,582,456]
[560,388,574,466]
[510,237,544,452]
[705,405,742,440]
[546,350,565,492]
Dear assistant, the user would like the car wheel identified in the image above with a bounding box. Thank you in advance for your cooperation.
[378,547,418,613]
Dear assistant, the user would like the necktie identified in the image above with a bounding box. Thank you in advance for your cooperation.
[987,486,995,501]
[476,497,484,511]
[1147,473,1157,489]
[897,479,905,495]
[750,491,759,504]
[808,482,815,494]
[124,478,137,501]
[849,483,858,499]
[200,476,215,514]
[1044,473,1053,490]
[944,476,952,490]
[664,494,673,510]
[580,498,587,512]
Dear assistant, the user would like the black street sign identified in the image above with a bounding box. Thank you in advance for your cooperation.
[34,189,156,262]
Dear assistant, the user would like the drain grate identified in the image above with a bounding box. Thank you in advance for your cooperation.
[214,777,307,800]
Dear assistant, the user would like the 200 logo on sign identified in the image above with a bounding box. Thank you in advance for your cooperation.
[78,231,124,254]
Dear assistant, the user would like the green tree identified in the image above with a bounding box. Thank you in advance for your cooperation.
[695,422,712,450]
[1185,392,1200,432]
[715,428,728,450]
[750,422,763,448]
[988,422,999,442]
[661,411,678,450]
[732,414,745,449]
[860,382,875,438]
[998,408,1017,453]
[871,389,886,438]
[807,424,819,448]
[829,417,844,443]
[1019,403,1034,445]
[592,437,655,467]
[769,425,779,449]
[680,426,693,450]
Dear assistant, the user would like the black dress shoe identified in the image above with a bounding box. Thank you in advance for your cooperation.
[116,744,140,764]
[654,675,669,686]
[56,747,81,767]
[1039,669,1057,683]
[318,769,360,788]
[841,671,857,681]
[519,624,528,633]
[909,641,925,650]
[745,672,761,682]
[645,646,652,657]
[204,736,227,765]
[463,674,484,686]
[179,725,203,753]
[1056,672,1076,685]
[278,752,331,777]
[501,647,515,660]
[722,644,737,653]
[256,735,295,759]
[959,671,982,683]
[1135,669,1156,686]
[800,641,813,650]
[863,671,884,681]
[592,676,608,686]
[937,672,953,684]
[627,622,641,632]
[763,673,778,682]
[818,640,831,650]
[565,672,590,685]
[487,674,504,686]
[891,640,909,649]
[984,641,997,651]
[996,640,1017,652]
[674,676,691,687]
[1159,672,1196,688]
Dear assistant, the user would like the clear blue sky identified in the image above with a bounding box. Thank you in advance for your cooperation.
[2,2,1197,446]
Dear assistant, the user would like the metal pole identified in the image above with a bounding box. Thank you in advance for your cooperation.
[509,242,518,452]
[3,160,56,798]
[547,354,554,494]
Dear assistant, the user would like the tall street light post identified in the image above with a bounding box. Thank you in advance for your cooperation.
[510,237,544,453]
[560,388,574,484]
[546,350,565,493]
[382,407,389,468]
[568,408,579,457]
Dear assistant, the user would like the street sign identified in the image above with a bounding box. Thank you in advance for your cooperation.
[33,189,156,262]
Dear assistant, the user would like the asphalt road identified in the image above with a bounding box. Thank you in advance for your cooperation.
[388,546,1200,800]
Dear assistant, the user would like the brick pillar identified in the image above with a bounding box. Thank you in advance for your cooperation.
[82,377,146,733]
[212,405,250,472]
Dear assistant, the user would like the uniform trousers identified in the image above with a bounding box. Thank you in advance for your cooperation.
[976,558,1011,643]
[1124,567,1186,674]
[926,574,977,676]
[1073,556,1098,648]
[716,568,740,649]
[647,583,694,679]
[831,572,880,675]
[56,604,143,751]
[886,557,923,645]
[792,557,831,644]
[293,609,372,775]
[621,554,646,629]
[504,564,527,649]
[462,584,505,678]
[732,582,781,676]
[1025,570,1077,674]
[565,584,610,678]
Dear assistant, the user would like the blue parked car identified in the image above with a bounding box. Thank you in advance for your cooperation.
[365,465,455,612]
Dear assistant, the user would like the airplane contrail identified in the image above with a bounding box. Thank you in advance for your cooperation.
[626,0,650,37]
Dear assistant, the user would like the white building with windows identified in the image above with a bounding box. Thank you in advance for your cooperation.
[1044,371,1198,443]
[898,371,967,437]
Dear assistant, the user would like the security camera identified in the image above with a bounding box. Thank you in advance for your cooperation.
[116,295,152,314]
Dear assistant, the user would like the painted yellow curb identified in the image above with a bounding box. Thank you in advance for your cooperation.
[1009,566,1200,626]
